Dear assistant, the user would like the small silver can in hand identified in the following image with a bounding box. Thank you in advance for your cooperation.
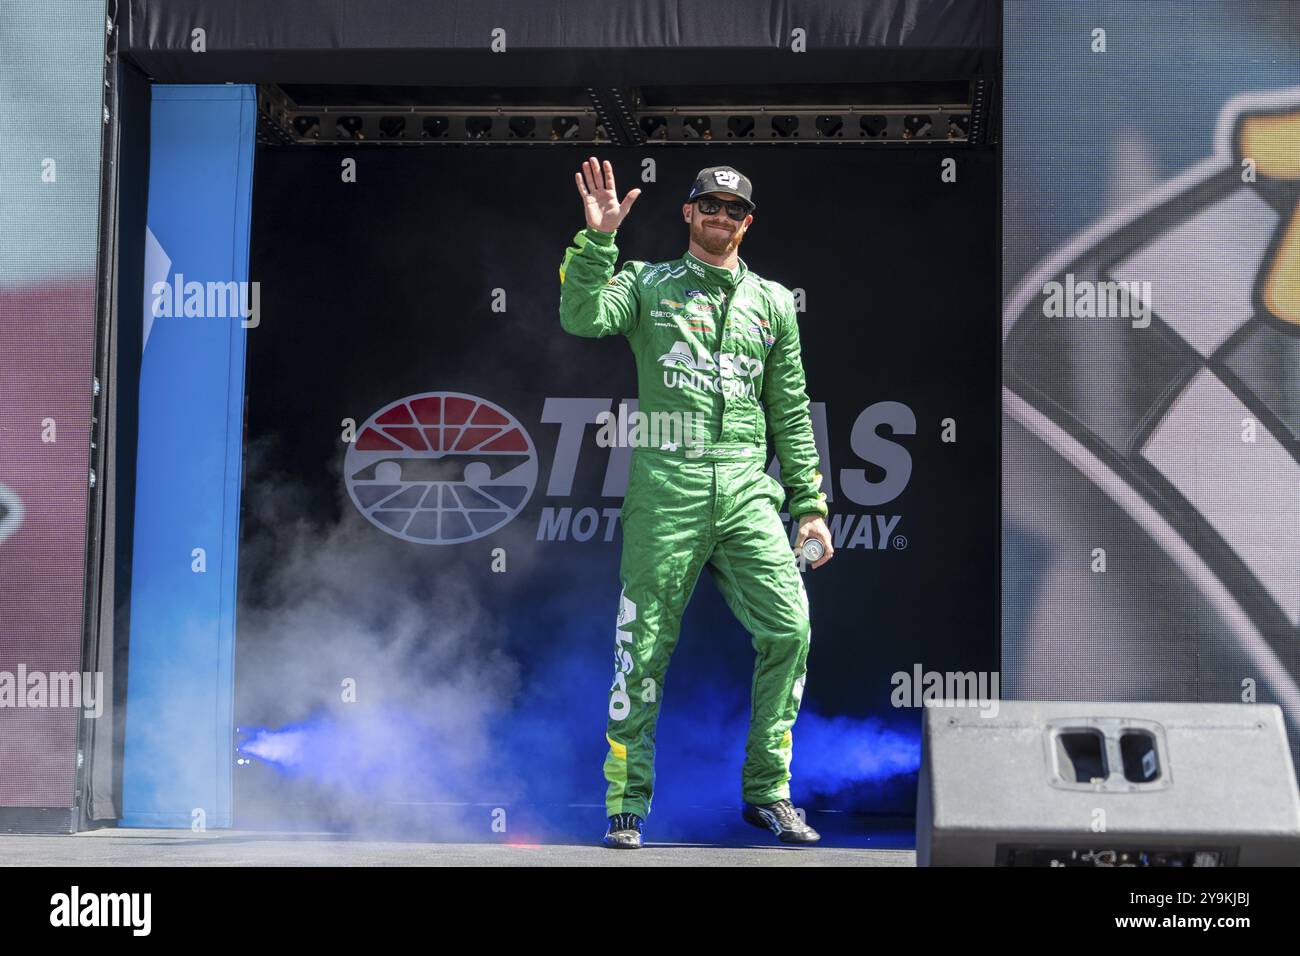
[800,538,825,565]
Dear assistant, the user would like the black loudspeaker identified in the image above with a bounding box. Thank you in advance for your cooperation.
[916,701,1300,866]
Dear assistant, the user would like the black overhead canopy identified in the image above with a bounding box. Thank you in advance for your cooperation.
[121,0,999,87]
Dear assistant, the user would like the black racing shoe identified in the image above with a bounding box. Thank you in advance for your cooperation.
[602,812,644,849]
[742,798,821,844]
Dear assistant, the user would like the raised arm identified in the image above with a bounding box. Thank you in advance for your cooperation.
[559,229,641,337]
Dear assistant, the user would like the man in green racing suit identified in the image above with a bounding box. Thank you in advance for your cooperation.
[559,158,834,848]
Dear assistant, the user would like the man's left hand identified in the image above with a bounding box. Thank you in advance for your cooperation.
[794,514,834,569]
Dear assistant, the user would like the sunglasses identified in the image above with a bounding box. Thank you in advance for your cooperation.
[694,196,751,221]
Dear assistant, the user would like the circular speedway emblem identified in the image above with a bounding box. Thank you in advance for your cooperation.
[344,392,537,544]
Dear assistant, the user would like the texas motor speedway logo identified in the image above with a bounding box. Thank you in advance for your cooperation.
[345,392,538,544]
[346,392,912,551]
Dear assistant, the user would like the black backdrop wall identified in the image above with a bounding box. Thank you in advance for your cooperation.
[235,144,997,833]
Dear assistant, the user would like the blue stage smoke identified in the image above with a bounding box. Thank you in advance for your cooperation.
[237,643,920,814]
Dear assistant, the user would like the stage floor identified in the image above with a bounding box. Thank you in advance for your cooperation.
[0,828,915,866]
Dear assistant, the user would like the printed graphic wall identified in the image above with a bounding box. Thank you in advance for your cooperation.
[0,0,105,809]
[1003,0,1300,770]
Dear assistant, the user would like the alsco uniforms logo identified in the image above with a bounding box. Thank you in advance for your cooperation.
[657,342,764,398]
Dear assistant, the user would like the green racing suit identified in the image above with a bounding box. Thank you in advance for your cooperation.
[558,225,828,820]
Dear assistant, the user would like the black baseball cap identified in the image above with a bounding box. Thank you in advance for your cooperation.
[687,166,755,210]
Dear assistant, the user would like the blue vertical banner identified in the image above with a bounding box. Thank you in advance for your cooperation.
[122,85,255,828]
